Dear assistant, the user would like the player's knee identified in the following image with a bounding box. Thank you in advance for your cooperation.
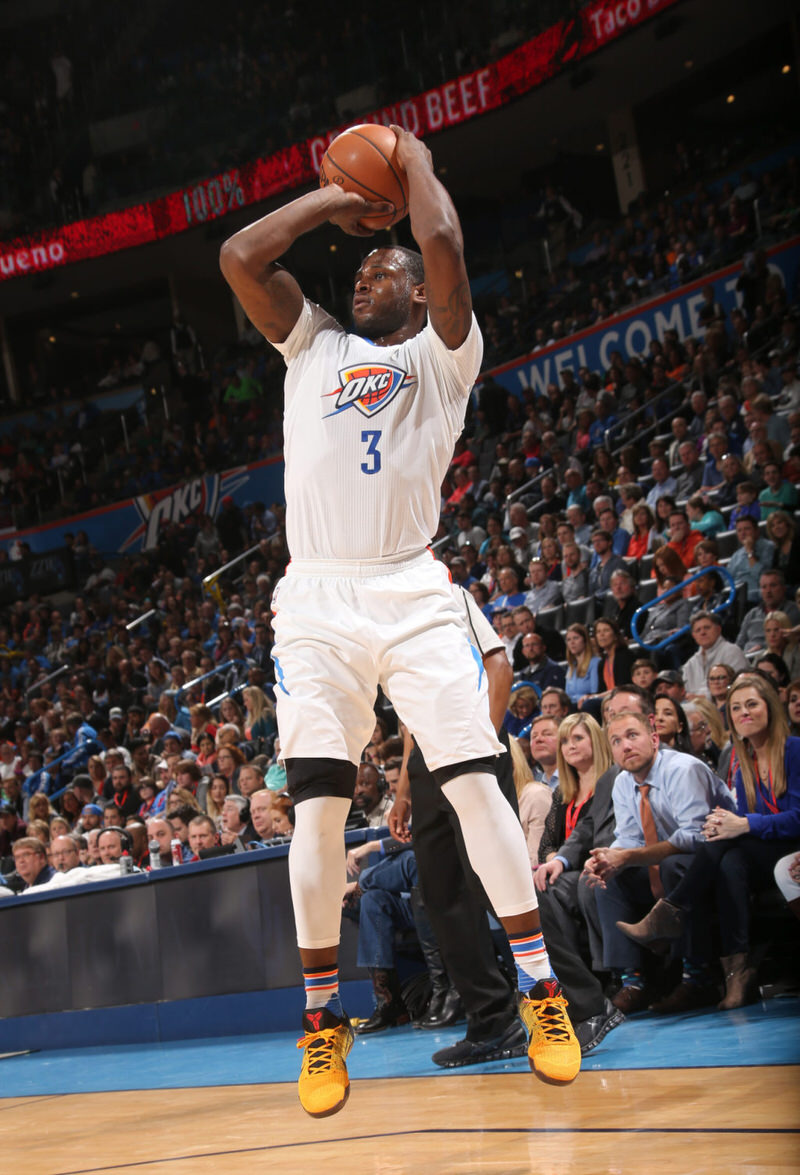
[286,757,358,803]
[431,757,498,788]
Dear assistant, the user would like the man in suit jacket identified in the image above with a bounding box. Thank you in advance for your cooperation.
[534,686,654,1054]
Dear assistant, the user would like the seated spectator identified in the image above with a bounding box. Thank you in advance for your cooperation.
[727,517,775,604]
[7,836,55,890]
[247,788,275,846]
[215,743,245,794]
[645,458,678,509]
[490,566,526,612]
[351,762,393,829]
[538,713,613,869]
[219,794,257,850]
[167,804,197,862]
[766,511,800,591]
[270,794,294,836]
[504,686,539,738]
[759,460,799,519]
[674,441,704,501]
[730,481,762,529]
[631,658,657,693]
[602,569,638,640]
[188,814,221,858]
[616,674,800,1011]
[761,612,800,680]
[538,688,571,725]
[754,652,792,697]
[665,510,703,569]
[684,612,749,698]
[684,698,730,771]
[638,578,691,653]
[737,569,800,654]
[654,696,692,753]
[242,686,277,752]
[627,503,662,559]
[588,529,626,604]
[528,715,560,791]
[596,507,629,558]
[686,495,725,539]
[560,542,590,604]
[587,708,733,1015]
[513,631,565,694]
[565,624,601,710]
[524,558,562,612]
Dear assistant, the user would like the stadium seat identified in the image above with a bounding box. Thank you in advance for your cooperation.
[715,530,738,559]
[637,579,659,604]
[535,604,564,631]
[565,596,595,627]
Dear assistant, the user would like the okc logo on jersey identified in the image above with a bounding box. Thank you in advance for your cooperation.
[323,363,412,418]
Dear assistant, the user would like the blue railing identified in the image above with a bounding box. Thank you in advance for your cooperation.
[175,659,249,709]
[630,565,737,652]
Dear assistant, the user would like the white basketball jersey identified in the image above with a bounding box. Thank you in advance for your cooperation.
[272,299,483,563]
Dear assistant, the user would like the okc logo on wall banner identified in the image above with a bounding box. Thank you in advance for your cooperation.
[323,364,413,419]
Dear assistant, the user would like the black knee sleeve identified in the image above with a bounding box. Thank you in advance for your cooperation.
[432,757,498,788]
[285,757,358,803]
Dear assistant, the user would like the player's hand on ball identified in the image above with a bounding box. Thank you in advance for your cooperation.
[328,191,393,236]
[390,124,433,172]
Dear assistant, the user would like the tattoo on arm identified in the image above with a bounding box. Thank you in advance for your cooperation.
[429,279,472,342]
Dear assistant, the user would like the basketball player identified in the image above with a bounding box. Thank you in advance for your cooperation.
[220,125,580,1118]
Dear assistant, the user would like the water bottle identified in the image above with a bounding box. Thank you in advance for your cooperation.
[119,851,133,877]
[148,840,162,870]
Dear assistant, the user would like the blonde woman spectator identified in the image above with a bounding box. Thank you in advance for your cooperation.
[205,774,230,828]
[242,686,278,749]
[219,695,246,733]
[536,714,612,865]
[762,611,800,679]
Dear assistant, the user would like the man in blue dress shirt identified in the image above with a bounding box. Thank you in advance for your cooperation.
[584,711,734,1015]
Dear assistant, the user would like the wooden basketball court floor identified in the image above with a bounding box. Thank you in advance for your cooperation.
[3,999,799,1175]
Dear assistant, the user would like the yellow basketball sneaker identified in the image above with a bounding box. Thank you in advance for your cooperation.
[519,978,581,1085]
[297,1007,354,1117]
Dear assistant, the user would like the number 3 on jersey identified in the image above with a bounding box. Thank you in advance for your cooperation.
[361,430,382,475]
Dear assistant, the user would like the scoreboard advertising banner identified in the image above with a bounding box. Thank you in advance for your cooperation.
[0,0,680,282]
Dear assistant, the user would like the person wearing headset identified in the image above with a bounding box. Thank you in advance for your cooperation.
[351,761,394,828]
[97,826,134,865]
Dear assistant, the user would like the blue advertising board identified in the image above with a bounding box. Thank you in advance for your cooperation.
[485,237,800,398]
[1,456,285,557]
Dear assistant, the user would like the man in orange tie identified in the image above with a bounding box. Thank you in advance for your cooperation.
[584,711,734,1016]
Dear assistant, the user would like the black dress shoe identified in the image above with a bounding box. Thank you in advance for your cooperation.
[649,981,718,1015]
[355,1001,410,1035]
[574,999,625,1055]
[611,984,651,1015]
[431,1020,527,1068]
[416,986,464,1030]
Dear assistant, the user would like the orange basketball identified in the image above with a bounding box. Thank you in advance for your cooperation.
[319,124,409,230]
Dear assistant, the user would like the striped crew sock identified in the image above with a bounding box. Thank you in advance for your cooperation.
[508,931,556,996]
[303,965,343,1019]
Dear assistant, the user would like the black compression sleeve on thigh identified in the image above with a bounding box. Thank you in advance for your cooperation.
[285,757,358,803]
[432,757,498,788]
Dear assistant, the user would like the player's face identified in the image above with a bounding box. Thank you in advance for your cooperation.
[352,251,417,339]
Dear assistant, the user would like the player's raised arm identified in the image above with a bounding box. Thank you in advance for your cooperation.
[390,125,471,351]
[219,187,391,344]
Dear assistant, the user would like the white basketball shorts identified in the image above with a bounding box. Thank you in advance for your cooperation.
[270,552,504,771]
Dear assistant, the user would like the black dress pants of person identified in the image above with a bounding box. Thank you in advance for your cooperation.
[408,740,517,1042]
[668,835,800,956]
[538,871,606,1024]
